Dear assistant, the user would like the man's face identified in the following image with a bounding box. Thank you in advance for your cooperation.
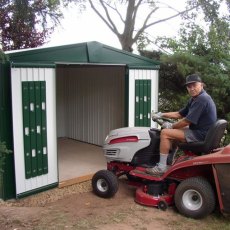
[186,82,203,97]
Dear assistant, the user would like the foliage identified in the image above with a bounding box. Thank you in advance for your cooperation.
[139,0,230,140]
[0,49,8,63]
[0,141,12,174]
[64,0,200,52]
[140,0,230,119]
[158,2,230,115]
[0,0,63,51]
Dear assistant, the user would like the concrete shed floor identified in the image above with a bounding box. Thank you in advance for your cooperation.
[57,138,107,187]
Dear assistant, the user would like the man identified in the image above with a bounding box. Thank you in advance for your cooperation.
[146,74,217,176]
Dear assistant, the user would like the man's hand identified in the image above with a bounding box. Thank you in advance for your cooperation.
[152,112,162,121]
[162,121,173,129]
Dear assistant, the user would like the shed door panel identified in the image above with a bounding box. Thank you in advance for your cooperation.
[11,67,58,196]
[129,69,159,127]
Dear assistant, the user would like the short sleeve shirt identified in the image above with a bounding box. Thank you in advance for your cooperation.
[179,90,217,141]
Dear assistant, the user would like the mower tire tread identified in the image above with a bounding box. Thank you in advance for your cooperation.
[92,170,119,198]
[175,176,216,219]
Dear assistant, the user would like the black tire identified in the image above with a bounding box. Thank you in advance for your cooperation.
[158,200,168,211]
[174,177,216,219]
[92,170,119,198]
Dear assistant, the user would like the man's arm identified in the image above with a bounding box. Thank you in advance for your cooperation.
[172,118,191,129]
[162,112,191,129]
[162,112,183,119]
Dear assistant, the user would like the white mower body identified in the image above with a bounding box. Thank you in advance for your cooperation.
[103,127,152,163]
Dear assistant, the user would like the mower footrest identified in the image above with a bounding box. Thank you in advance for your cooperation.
[130,168,163,181]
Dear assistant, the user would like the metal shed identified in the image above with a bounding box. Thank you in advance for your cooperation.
[0,41,160,199]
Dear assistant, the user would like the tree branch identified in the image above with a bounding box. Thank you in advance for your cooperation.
[133,5,198,42]
[103,1,125,23]
[88,0,120,36]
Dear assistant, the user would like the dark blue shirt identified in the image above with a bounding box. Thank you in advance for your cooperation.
[179,90,217,141]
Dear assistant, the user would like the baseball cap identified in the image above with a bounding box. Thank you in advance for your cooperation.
[185,74,202,86]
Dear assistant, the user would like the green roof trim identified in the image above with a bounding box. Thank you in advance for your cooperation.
[11,62,55,68]
[6,41,160,69]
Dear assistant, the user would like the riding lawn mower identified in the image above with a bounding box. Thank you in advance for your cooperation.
[92,117,230,219]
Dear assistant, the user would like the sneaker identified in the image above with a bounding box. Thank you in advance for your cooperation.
[145,164,169,176]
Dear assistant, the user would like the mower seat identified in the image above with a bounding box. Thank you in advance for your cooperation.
[178,119,228,155]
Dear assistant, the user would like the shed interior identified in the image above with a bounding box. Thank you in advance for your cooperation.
[56,64,126,183]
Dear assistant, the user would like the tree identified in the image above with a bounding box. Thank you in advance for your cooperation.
[0,0,63,51]
[143,0,230,120]
[65,0,200,52]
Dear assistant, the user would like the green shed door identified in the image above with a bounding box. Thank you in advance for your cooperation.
[11,67,58,198]
[135,80,151,127]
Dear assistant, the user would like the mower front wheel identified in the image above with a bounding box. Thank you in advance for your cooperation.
[174,177,216,219]
[92,170,119,198]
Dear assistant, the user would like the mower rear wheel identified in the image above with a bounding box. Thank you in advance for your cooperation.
[92,170,119,198]
[175,177,216,219]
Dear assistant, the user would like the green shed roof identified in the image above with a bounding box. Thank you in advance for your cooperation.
[6,41,160,69]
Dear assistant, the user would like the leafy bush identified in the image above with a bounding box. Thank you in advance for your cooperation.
[0,141,12,173]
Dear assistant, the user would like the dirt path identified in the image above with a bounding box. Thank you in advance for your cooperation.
[0,178,229,230]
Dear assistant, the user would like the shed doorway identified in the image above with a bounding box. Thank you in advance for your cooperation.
[56,64,126,185]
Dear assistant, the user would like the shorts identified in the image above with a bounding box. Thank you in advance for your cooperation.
[184,128,201,143]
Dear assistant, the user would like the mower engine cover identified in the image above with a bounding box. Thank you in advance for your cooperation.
[103,127,151,162]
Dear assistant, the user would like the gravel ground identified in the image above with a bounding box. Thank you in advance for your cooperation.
[0,180,92,207]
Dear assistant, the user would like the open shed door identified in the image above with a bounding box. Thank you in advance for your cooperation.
[11,67,58,197]
[128,69,159,127]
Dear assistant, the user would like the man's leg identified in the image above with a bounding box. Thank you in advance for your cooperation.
[160,129,186,153]
[146,129,186,176]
